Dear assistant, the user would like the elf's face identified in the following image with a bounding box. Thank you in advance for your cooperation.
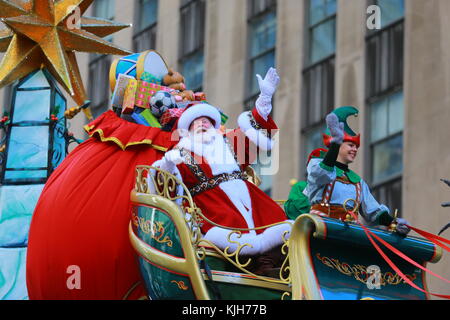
[338,141,358,164]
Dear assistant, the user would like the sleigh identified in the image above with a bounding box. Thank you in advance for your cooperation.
[129,166,442,300]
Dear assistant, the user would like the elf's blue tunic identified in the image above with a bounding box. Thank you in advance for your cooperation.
[304,158,391,225]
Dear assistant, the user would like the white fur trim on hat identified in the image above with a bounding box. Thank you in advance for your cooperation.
[177,103,221,131]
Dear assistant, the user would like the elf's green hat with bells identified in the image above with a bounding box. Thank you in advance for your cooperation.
[322,106,360,147]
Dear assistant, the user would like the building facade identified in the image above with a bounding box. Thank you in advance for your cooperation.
[1,0,449,298]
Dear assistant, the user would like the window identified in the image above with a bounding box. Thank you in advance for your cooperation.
[179,0,206,92]
[245,0,277,110]
[307,0,336,65]
[301,0,336,176]
[245,0,277,195]
[88,0,115,119]
[366,19,403,99]
[1,70,67,185]
[133,0,158,52]
[366,0,404,212]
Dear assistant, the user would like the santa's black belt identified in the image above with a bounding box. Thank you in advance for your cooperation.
[188,171,246,196]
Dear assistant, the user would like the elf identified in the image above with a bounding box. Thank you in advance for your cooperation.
[304,106,410,235]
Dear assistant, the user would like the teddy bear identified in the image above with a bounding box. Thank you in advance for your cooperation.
[163,68,186,91]
[179,90,195,101]
[162,68,197,102]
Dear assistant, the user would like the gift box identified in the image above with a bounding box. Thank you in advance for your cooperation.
[111,74,135,111]
[194,92,207,101]
[122,78,138,114]
[134,81,173,109]
[140,109,161,128]
[160,108,184,126]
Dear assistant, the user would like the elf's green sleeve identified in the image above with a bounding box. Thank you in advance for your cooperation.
[284,181,311,220]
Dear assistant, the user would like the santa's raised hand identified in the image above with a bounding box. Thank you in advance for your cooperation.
[255,67,280,120]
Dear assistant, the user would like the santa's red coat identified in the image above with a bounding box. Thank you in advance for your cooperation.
[176,108,286,234]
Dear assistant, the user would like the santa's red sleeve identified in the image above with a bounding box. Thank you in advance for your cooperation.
[225,107,278,168]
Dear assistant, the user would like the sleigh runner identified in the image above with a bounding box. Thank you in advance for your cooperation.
[129,166,442,300]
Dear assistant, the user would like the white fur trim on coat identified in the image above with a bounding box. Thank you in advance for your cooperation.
[177,103,221,132]
[237,111,274,151]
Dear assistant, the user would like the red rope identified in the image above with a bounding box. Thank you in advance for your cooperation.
[408,226,450,253]
[346,210,450,299]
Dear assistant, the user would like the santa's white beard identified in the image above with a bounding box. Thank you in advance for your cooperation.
[178,129,240,174]
[190,127,217,145]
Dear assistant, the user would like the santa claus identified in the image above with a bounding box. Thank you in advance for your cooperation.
[151,68,291,263]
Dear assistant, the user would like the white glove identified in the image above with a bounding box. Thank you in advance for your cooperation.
[165,149,183,165]
[159,149,183,173]
[396,218,410,235]
[255,67,280,120]
[325,112,345,145]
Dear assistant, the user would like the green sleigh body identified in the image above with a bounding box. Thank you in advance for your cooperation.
[129,166,442,300]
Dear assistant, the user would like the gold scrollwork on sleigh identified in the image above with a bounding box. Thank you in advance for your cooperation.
[315,253,417,286]
[132,214,173,247]
[171,280,189,291]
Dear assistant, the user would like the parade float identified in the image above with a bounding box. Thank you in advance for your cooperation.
[0,0,449,301]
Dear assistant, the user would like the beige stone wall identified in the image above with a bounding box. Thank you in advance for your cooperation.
[203,0,247,125]
[156,0,180,68]
[271,0,305,199]
[403,0,450,298]
[334,0,367,176]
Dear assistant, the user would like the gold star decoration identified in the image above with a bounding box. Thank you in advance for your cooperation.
[0,0,132,118]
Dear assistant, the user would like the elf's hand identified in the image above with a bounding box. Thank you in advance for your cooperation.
[326,112,344,145]
[396,218,411,235]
